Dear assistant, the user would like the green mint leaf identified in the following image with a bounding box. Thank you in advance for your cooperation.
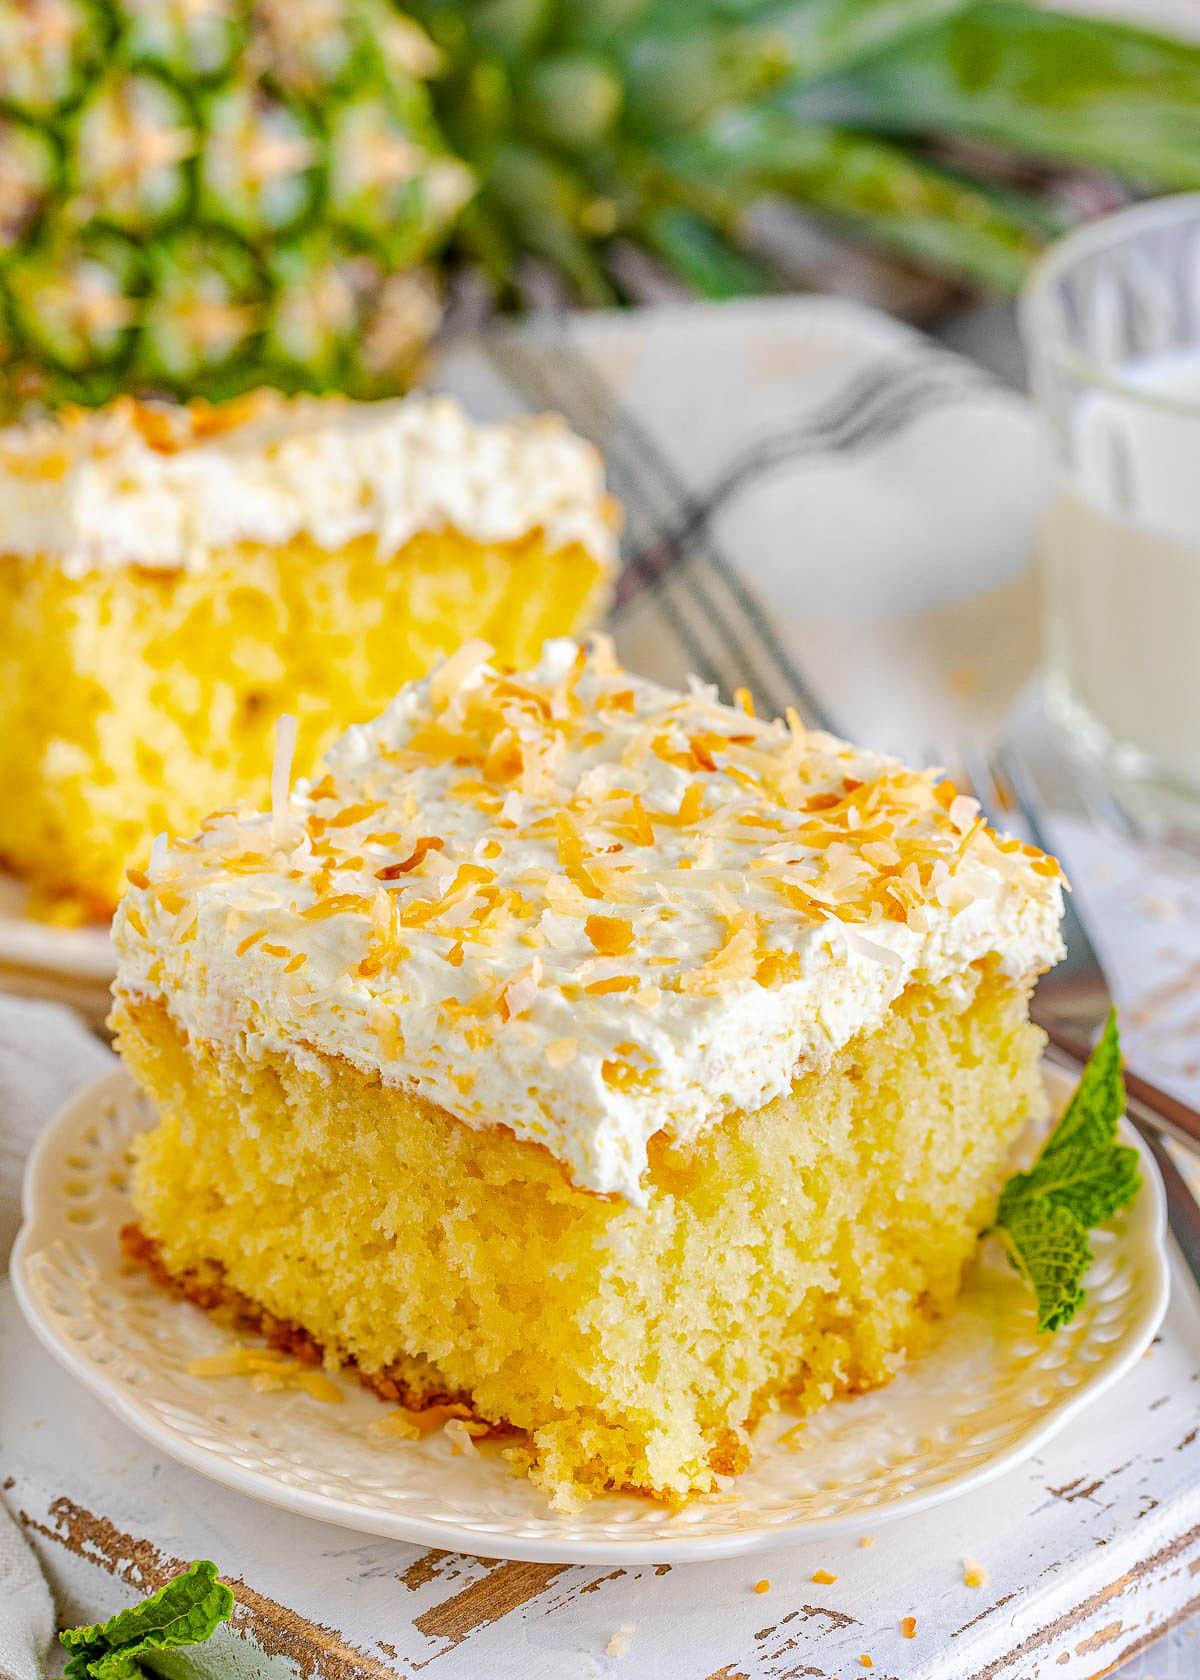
[63,1651,103,1680]
[59,1562,234,1680]
[996,1011,1141,1332]
[998,1196,1093,1333]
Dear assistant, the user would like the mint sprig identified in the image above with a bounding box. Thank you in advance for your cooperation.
[996,1010,1141,1332]
[60,1561,234,1680]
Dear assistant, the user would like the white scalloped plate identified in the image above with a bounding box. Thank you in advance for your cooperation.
[0,874,114,981]
[11,1062,1169,1564]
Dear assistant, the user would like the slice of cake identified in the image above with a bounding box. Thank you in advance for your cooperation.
[111,639,1064,1507]
[0,391,615,921]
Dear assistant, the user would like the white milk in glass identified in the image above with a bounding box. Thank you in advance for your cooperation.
[1042,347,1200,789]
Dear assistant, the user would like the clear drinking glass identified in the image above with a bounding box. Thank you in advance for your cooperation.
[1020,195,1200,834]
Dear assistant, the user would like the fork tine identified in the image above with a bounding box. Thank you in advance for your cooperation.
[993,746,1057,861]
[958,744,1200,1268]
[993,744,1108,983]
[954,745,1004,833]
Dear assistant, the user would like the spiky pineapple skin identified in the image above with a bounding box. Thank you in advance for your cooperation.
[0,0,471,410]
[3,0,1194,411]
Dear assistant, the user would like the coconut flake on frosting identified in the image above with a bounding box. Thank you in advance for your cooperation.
[112,638,1065,1204]
[0,390,618,576]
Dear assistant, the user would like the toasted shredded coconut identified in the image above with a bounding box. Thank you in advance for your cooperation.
[372,1409,421,1440]
[429,639,494,707]
[114,639,1064,1204]
[443,1416,479,1456]
[187,1344,342,1402]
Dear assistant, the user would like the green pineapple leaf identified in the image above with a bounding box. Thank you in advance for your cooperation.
[810,2,1200,191]
[996,1011,1141,1333]
[487,143,618,304]
[60,1561,234,1680]
[640,205,775,298]
[740,0,981,85]
[668,108,1051,290]
[7,0,1200,405]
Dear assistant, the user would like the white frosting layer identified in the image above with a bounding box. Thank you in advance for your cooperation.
[113,640,1064,1204]
[0,392,617,575]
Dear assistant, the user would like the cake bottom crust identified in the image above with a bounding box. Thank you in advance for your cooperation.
[118,1220,753,1487]
[113,969,1045,1506]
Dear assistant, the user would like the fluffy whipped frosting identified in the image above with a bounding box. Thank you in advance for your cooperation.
[0,390,618,575]
[113,639,1065,1204]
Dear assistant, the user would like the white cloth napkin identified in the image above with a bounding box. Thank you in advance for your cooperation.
[3,296,1198,1680]
[1,293,1045,1679]
[438,294,1052,759]
[0,1503,54,1680]
[1,998,114,1680]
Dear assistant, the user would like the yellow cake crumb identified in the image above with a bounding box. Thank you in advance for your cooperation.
[753,1579,771,1595]
[605,1624,635,1657]
[0,398,614,918]
[112,642,1059,1506]
[812,1569,838,1585]
[118,969,1045,1505]
[963,1558,989,1588]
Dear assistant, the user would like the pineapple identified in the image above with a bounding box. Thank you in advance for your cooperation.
[1,0,1198,410]
[0,0,470,407]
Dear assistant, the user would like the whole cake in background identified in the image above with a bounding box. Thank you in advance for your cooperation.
[0,392,616,921]
[112,638,1064,1509]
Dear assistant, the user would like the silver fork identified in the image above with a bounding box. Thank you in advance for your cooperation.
[962,744,1200,1286]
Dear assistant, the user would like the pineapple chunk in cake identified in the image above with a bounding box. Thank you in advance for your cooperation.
[112,639,1064,1503]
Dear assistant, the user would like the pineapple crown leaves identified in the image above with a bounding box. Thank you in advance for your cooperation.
[414,0,1200,317]
[59,1560,234,1680]
[4,0,1200,408]
[995,1011,1141,1334]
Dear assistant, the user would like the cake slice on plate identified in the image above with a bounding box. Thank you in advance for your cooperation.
[111,639,1064,1507]
[0,392,615,920]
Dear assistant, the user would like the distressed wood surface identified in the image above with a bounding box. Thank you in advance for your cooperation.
[5,1262,1200,1680]
[5,302,1200,1676]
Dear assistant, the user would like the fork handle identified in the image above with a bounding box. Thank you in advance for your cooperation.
[1041,1020,1200,1155]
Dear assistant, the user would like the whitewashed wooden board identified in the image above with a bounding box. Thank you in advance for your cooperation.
[4,1263,1200,1680]
[4,298,1200,1675]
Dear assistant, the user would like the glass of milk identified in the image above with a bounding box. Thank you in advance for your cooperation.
[1021,195,1200,828]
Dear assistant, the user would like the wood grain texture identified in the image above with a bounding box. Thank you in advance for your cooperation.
[19,1495,401,1680]
[412,1563,570,1647]
[6,1234,1200,1680]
